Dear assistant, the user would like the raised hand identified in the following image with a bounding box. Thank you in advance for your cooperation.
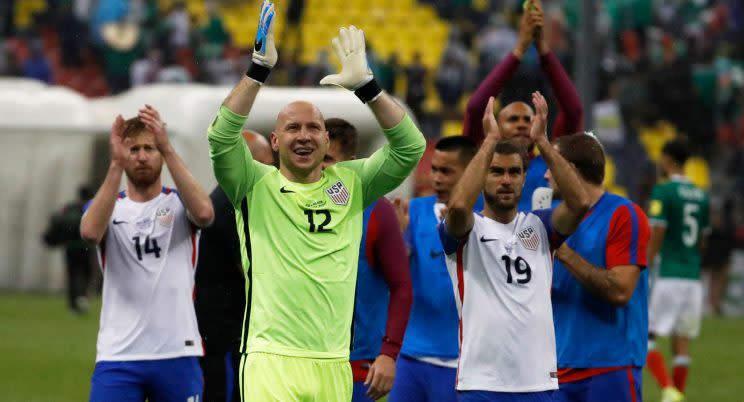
[110,114,128,166]
[514,0,543,58]
[252,0,277,68]
[482,96,502,142]
[529,91,549,143]
[320,26,373,90]
[392,197,410,233]
[138,105,172,154]
[527,0,549,54]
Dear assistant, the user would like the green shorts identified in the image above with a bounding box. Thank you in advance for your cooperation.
[239,352,352,401]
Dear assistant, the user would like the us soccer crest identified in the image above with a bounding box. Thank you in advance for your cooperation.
[156,207,174,227]
[517,226,540,251]
[325,181,349,205]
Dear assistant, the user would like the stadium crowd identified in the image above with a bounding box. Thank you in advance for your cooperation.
[3,0,744,401]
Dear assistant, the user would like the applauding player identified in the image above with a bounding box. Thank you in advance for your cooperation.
[81,106,214,402]
[440,93,589,401]
[207,2,425,400]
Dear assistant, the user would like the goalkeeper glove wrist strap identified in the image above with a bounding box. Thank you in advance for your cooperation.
[354,79,382,103]
[246,62,271,84]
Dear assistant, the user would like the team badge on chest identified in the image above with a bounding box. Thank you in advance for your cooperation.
[156,207,174,227]
[325,181,350,206]
[517,226,540,251]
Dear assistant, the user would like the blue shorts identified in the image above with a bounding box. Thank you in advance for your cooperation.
[89,357,203,402]
[458,390,555,402]
[388,355,457,402]
[552,368,642,402]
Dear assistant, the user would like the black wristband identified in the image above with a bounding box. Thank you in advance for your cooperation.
[354,79,382,103]
[246,62,271,84]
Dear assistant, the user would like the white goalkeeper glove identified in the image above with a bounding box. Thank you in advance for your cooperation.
[320,26,382,103]
[247,0,277,83]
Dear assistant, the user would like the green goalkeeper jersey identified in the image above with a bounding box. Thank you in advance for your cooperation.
[648,175,710,279]
[208,106,425,359]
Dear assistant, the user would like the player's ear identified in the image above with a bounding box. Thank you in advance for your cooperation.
[270,132,280,152]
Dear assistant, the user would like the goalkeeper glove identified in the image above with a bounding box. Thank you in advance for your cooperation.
[247,0,277,84]
[320,26,382,103]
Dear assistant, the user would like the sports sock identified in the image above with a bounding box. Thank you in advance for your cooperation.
[646,341,671,388]
[672,355,691,392]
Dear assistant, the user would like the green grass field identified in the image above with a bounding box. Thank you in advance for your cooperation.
[1,292,743,402]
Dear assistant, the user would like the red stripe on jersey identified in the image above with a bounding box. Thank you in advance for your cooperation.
[627,368,638,402]
[365,207,380,268]
[190,229,197,268]
[557,366,629,383]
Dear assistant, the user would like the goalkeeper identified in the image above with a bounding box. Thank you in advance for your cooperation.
[207,1,426,400]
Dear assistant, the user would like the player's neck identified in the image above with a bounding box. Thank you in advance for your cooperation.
[280,164,322,184]
[586,184,606,207]
[126,180,163,202]
[482,204,518,224]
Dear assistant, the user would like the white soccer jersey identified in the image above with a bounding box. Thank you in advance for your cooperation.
[92,188,202,362]
[439,210,561,392]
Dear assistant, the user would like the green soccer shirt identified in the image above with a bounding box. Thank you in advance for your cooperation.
[208,106,425,359]
[648,175,710,279]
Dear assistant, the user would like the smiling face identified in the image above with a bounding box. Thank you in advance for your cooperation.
[497,102,534,149]
[271,101,329,179]
[123,131,163,188]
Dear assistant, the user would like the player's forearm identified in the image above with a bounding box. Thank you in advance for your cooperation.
[381,281,411,359]
[535,137,589,214]
[80,163,123,244]
[540,52,583,134]
[647,226,665,269]
[162,149,214,228]
[463,54,521,142]
[447,138,496,237]
[222,76,262,116]
[557,248,630,306]
[368,92,405,129]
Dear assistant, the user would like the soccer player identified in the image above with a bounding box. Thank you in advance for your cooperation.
[206,2,426,399]
[548,133,651,402]
[195,130,273,402]
[645,140,710,402]
[463,0,582,211]
[80,106,215,402]
[321,117,413,401]
[388,135,480,402]
[440,92,589,401]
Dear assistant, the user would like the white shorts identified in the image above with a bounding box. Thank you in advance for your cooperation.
[649,278,703,338]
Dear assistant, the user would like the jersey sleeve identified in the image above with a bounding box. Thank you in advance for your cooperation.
[367,198,412,359]
[337,115,425,207]
[439,215,471,255]
[531,208,567,251]
[606,204,651,270]
[207,106,275,207]
[647,184,667,227]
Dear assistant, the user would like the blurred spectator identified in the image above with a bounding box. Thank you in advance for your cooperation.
[377,53,400,95]
[56,3,87,67]
[22,38,52,83]
[156,51,191,83]
[130,47,162,87]
[436,48,468,119]
[165,1,190,50]
[301,49,332,87]
[703,201,736,315]
[202,1,230,47]
[405,52,427,120]
[42,185,95,314]
[475,13,517,81]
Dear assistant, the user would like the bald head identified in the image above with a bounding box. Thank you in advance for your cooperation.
[275,101,326,132]
[241,129,274,165]
[497,101,534,149]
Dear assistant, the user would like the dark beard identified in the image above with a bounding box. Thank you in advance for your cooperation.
[484,190,518,211]
[125,164,162,188]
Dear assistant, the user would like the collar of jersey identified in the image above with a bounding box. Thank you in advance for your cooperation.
[278,169,329,192]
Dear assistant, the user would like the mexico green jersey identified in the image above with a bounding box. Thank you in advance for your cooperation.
[208,106,425,359]
[648,175,710,279]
